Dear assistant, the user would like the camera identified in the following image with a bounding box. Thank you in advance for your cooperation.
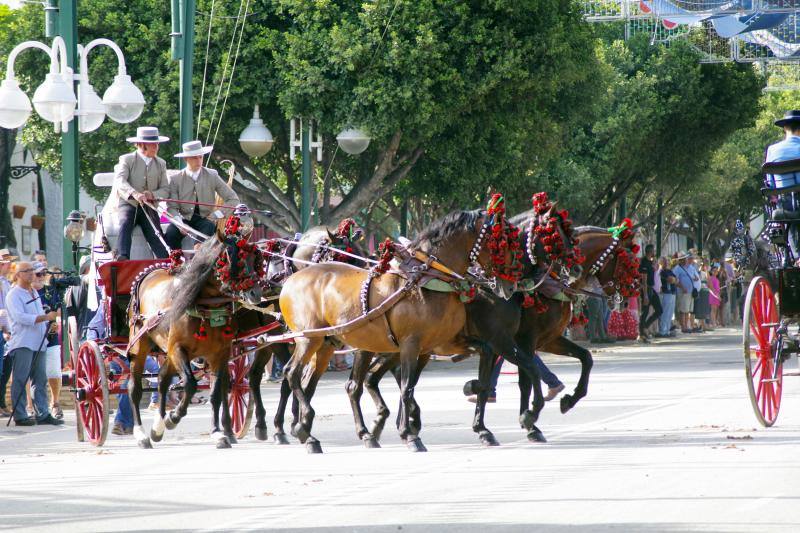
[45,270,81,290]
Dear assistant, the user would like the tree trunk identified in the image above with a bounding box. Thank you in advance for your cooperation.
[0,129,18,248]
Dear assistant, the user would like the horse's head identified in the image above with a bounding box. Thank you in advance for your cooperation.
[468,193,524,290]
[213,208,265,304]
[575,219,640,306]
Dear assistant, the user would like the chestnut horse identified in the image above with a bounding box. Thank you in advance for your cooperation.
[277,203,518,453]
[126,217,267,449]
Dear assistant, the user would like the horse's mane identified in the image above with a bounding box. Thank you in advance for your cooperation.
[410,209,481,250]
[509,209,534,226]
[166,237,224,323]
[573,225,610,237]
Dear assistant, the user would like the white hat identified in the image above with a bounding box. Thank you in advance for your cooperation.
[174,140,213,158]
[0,248,18,262]
[31,261,46,273]
[126,126,170,143]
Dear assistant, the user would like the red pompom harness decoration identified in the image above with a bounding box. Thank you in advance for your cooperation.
[530,192,584,271]
[213,216,266,294]
[475,193,524,283]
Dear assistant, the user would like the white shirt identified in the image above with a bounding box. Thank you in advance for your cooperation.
[137,152,153,166]
[189,168,201,182]
[5,285,47,352]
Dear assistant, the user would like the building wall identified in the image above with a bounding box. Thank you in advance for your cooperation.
[9,141,100,267]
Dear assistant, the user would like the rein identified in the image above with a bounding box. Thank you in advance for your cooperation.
[265,237,379,265]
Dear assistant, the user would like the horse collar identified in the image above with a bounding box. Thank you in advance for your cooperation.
[526,219,538,266]
[468,211,491,268]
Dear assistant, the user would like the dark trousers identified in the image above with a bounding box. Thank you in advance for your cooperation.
[117,203,168,259]
[0,337,9,409]
[164,214,216,251]
[586,297,607,341]
[640,287,662,333]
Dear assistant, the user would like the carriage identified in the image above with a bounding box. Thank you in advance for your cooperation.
[742,158,800,427]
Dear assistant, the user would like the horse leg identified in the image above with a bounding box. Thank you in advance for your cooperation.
[346,351,381,448]
[271,344,292,444]
[297,344,334,454]
[540,336,593,414]
[500,340,546,443]
[397,337,427,452]
[285,336,324,448]
[128,354,151,449]
[405,355,430,437]
[150,360,175,442]
[471,343,500,447]
[249,349,270,441]
[217,365,236,447]
[166,355,197,431]
[364,354,399,441]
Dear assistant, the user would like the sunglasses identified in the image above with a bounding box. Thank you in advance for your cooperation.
[35,272,46,277]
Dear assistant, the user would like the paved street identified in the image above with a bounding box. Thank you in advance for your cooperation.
[2,328,800,532]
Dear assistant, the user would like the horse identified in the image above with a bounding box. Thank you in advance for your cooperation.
[275,196,521,453]
[126,214,268,449]
[511,222,640,429]
[345,193,585,446]
[246,219,369,444]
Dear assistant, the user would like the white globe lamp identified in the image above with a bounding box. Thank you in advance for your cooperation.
[0,79,32,129]
[336,127,371,155]
[32,72,76,123]
[102,74,145,123]
[239,105,274,157]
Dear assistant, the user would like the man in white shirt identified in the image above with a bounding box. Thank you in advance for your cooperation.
[6,261,61,426]
[0,249,15,417]
[164,140,239,250]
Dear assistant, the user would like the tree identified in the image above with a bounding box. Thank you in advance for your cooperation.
[2,0,602,235]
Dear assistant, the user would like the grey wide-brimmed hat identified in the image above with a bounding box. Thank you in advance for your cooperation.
[174,140,213,158]
[775,110,800,127]
[126,126,170,143]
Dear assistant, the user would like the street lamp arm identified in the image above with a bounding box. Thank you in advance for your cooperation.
[79,38,128,79]
[6,40,56,80]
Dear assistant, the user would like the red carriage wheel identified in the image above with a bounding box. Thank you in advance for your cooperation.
[68,317,84,442]
[743,276,783,427]
[74,341,110,446]
[228,356,254,439]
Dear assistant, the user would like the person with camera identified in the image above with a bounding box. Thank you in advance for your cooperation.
[6,261,62,426]
[34,266,64,419]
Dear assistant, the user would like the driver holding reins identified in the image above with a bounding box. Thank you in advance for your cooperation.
[113,126,170,260]
[765,110,800,261]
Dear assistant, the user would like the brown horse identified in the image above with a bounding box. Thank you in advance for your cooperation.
[126,216,267,449]
[277,204,519,453]
[350,220,638,445]
[512,224,640,431]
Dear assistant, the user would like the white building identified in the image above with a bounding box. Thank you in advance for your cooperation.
[8,140,100,267]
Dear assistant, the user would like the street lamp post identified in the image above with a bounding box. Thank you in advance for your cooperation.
[0,30,144,268]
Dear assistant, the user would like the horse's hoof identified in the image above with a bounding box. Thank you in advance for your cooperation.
[527,428,547,443]
[363,437,381,449]
[273,433,290,445]
[290,425,299,439]
[406,438,427,452]
[560,395,574,414]
[164,413,178,430]
[463,379,482,396]
[254,426,268,441]
[479,432,500,447]
[150,429,163,443]
[216,436,232,449]
[137,438,153,450]
[293,424,310,444]
[225,434,238,445]
[306,440,323,454]
[519,410,536,430]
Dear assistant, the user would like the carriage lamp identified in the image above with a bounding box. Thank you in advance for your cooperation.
[239,105,274,157]
[64,210,85,243]
[336,127,371,155]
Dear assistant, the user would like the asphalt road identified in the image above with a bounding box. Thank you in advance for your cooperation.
[2,328,800,532]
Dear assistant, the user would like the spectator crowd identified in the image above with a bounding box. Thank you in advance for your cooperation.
[580,245,742,344]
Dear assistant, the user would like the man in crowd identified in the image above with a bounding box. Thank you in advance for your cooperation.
[638,244,662,342]
[164,140,239,250]
[686,251,702,332]
[114,126,170,260]
[6,261,62,426]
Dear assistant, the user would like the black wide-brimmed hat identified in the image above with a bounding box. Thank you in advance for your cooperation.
[775,110,800,127]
